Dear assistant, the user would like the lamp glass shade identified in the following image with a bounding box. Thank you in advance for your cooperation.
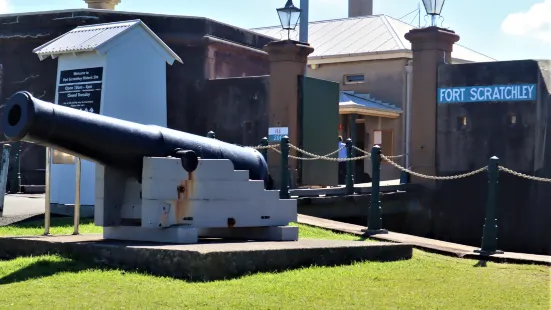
[277,0,302,31]
[422,0,445,15]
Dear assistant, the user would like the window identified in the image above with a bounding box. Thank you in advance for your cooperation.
[510,114,517,125]
[52,149,75,164]
[373,130,394,160]
[344,74,365,84]
[457,116,468,130]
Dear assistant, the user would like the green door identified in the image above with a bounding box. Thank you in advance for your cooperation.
[299,76,339,187]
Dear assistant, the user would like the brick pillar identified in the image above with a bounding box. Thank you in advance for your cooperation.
[404,27,459,183]
[84,0,121,9]
[264,40,314,188]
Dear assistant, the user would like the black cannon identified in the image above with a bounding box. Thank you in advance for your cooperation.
[1,91,270,185]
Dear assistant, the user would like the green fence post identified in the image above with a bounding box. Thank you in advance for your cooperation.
[260,137,268,162]
[367,145,384,232]
[478,156,503,254]
[207,131,216,139]
[345,138,354,195]
[279,136,290,199]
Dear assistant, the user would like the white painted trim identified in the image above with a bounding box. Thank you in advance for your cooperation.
[307,50,479,65]
[308,51,411,65]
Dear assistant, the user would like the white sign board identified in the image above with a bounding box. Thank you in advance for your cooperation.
[57,67,103,114]
[374,130,382,145]
[268,127,289,142]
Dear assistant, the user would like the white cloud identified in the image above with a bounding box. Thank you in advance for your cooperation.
[0,0,8,13]
[0,0,10,14]
[501,0,551,44]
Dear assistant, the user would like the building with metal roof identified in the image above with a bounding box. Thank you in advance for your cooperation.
[339,91,402,119]
[33,19,183,64]
[251,8,495,180]
[251,14,495,64]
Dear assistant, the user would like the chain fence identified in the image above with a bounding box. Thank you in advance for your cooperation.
[248,141,551,184]
[498,166,551,182]
[379,154,488,180]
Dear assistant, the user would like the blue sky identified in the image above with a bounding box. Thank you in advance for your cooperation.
[0,0,549,61]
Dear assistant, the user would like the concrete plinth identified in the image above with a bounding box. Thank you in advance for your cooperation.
[0,235,412,281]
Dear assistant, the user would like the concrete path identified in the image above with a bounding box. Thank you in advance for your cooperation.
[298,214,551,266]
[0,194,46,226]
[2,194,45,216]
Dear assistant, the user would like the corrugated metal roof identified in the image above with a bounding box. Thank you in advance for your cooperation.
[339,91,402,113]
[33,19,182,64]
[251,15,496,63]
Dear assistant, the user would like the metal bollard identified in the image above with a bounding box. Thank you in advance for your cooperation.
[345,138,354,195]
[478,156,503,254]
[0,144,12,217]
[260,137,268,162]
[10,142,21,194]
[207,131,216,139]
[367,145,384,231]
[17,143,22,194]
[73,157,82,235]
[279,136,290,199]
[44,147,51,235]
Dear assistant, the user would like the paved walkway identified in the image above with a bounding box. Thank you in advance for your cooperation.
[298,214,551,266]
[2,194,45,216]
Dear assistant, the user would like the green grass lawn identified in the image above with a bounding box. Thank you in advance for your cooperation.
[0,218,549,309]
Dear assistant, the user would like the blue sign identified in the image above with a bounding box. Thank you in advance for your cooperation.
[268,127,289,143]
[438,84,537,104]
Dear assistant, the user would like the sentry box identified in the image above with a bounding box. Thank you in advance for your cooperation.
[33,20,182,208]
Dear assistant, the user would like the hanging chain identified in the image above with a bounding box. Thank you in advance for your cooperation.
[248,142,551,183]
[498,166,551,182]
[380,154,488,180]
[288,144,371,161]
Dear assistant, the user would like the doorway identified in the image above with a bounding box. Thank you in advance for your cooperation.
[354,121,371,183]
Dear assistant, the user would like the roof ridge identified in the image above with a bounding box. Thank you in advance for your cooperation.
[33,19,182,64]
[77,22,138,50]
[250,14,384,31]
[80,20,140,52]
[380,15,406,50]
[453,43,497,61]
[341,91,402,112]
[345,92,395,107]
[381,15,497,61]
[74,19,141,29]
[251,14,496,62]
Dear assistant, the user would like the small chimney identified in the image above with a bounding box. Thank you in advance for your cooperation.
[84,0,121,10]
[348,0,373,17]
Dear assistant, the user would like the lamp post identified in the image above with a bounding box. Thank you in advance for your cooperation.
[422,0,446,27]
[277,0,302,40]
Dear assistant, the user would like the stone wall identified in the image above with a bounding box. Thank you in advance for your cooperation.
[188,76,269,146]
[434,59,551,255]
[0,9,274,190]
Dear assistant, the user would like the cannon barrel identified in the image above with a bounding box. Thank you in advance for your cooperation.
[1,91,269,183]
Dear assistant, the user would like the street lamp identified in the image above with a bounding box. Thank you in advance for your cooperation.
[422,0,446,27]
[277,0,302,40]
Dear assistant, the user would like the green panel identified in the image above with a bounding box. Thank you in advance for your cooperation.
[299,76,339,186]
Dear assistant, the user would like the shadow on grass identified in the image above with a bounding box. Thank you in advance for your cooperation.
[474,260,488,267]
[356,235,372,241]
[0,257,102,285]
[7,217,95,229]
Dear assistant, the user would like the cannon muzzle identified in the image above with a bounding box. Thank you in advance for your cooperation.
[2,91,269,184]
